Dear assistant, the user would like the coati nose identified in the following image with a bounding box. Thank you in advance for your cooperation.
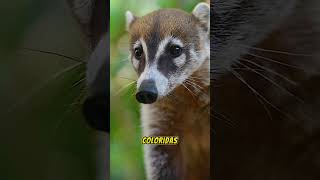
[136,80,158,104]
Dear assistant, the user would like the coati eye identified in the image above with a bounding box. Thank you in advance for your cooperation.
[169,45,182,58]
[134,46,143,60]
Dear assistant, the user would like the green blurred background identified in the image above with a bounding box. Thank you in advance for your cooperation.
[110,0,203,179]
[0,1,106,180]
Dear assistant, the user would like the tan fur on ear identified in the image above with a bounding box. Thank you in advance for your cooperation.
[125,11,136,31]
[192,2,210,31]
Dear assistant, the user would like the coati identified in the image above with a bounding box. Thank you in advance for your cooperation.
[66,0,109,180]
[126,3,210,180]
[213,0,320,179]
[66,0,110,132]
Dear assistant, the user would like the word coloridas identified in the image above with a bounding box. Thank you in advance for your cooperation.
[141,136,179,145]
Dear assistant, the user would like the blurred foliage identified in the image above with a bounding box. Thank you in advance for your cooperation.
[0,1,101,180]
[110,0,202,180]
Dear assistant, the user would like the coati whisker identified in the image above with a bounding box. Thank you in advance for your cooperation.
[187,78,203,85]
[184,80,204,94]
[239,58,298,86]
[186,79,204,90]
[65,86,87,108]
[7,62,83,113]
[252,89,274,122]
[234,62,316,127]
[21,47,85,63]
[51,87,87,136]
[188,76,205,81]
[229,68,294,122]
[232,68,275,123]
[247,52,306,71]
[113,81,137,97]
[73,0,93,10]
[110,57,129,65]
[181,82,197,99]
[233,67,261,71]
[242,45,316,57]
[233,67,296,86]
[19,47,87,90]
[72,77,86,88]
[214,1,320,177]
[237,61,305,104]
[118,76,136,81]
[213,114,234,127]
[213,110,236,127]
[185,79,206,95]
[189,75,208,81]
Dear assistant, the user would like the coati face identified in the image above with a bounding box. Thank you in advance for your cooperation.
[126,3,210,104]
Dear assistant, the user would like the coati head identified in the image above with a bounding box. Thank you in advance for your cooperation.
[67,0,109,132]
[126,3,210,104]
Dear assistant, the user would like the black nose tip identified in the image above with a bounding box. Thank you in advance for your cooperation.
[136,80,158,104]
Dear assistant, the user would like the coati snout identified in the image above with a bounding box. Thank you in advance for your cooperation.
[126,3,210,104]
[136,80,158,104]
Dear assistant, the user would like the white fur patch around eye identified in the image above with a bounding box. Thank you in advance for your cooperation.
[170,38,185,67]
[130,55,139,69]
[131,40,141,69]
[140,38,149,63]
[133,40,141,49]
[173,54,186,67]
[155,36,172,60]
[171,38,184,47]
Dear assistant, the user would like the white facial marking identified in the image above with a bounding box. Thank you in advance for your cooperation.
[154,36,172,60]
[173,54,186,67]
[140,38,148,62]
[170,37,186,67]
[132,40,141,69]
[135,37,170,97]
[133,40,141,49]
[171,37,183,47]
[134,36,191,98]
[130,54,139,69]
[137,65,168,97]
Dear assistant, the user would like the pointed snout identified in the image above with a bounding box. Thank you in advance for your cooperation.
[136,80,158,104]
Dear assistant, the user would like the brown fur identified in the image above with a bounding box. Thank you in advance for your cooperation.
[142,68,210,180]
[127,5,210,179]
[128,9,202,51]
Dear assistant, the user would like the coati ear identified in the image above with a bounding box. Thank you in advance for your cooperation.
[192,2,210,32]
[125,11,137,31]
[66,0,108,48]
[66,0,93,25]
